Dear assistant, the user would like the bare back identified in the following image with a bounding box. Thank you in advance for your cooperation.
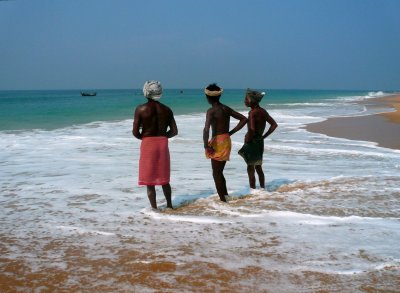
[207,104,232,137]
[248,107,269,136]
[203,101,247,149]
[133,100,177,138]
[246,106,277,142]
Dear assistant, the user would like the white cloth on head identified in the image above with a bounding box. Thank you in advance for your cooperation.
[143,80,163,99]
[246,88,265,103]
[204,88,223,97]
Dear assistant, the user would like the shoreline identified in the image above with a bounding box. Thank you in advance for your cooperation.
[306,94,400,150]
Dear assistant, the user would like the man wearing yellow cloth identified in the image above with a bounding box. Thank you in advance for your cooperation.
[203,83,248,202]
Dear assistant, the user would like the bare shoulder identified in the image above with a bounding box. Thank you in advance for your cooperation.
[248,108,259,119]
[158,102,174,115]
[161,102,172,111]
[135,103,147,114]
[137,102,148,109]
[257,107,268,116]
[206,107,215,115]
[248,108,257,116]
[250,107,268,119]
[220,103,233,114]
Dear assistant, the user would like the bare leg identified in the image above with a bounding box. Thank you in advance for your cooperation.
[247,165,256,189]
[162,183,173,209]
[211,159,228,202]
[146,185,157,209]
[255,165,265,189]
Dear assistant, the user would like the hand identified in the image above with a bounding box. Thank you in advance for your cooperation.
[205,146,215,156]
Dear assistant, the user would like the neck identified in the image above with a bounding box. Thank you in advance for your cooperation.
[250,103,260,109]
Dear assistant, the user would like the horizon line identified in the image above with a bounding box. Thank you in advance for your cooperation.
[0,88,397,92]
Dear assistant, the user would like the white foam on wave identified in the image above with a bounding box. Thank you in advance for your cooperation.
[289,265,365,275]
[301,260,400,275]
[269,102,332,107]
[140,208,229,223]
[368,91,387,97]
[273,113,324,121]
[333,92,389,103]
[177,190,400,222]
[55,225,115,236]
[273,138,383,149]
[267,143,396,158]
[266,210,400,225]
[169,137,199,143]
[374,262,400,271]
[207,201,266,218]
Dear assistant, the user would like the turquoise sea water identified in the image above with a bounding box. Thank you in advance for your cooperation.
[0,89,375,131]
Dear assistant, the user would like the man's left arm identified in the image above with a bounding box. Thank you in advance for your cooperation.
[166,111,178,138]
[262,112,278,139]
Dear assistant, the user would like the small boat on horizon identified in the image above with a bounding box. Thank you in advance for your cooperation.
[80,92,97,96]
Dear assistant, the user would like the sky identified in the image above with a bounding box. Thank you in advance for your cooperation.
[0,0,399,90]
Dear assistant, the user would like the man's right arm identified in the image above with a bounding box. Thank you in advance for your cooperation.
[203,109,214,153]
[228,107,248,136]
[132,107,143,139]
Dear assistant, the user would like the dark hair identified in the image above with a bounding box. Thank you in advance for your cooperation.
[206,83,221,91]
[205,83,221,101]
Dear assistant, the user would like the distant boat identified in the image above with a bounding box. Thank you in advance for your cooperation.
[80,92,97,96]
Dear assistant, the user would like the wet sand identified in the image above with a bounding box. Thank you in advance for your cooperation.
[306,95,400,150]
[1,187,400,292]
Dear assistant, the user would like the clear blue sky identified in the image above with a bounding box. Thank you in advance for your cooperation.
[0,0,399,90]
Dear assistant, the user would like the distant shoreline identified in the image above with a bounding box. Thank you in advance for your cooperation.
[305,94,400,150]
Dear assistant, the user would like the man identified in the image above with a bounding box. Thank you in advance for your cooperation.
[132,81,178,209]
[239,88,278,191]
[203,83,248,202]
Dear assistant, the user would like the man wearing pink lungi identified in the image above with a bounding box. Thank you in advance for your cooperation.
[139,137,170,186]
[132,81,178,209]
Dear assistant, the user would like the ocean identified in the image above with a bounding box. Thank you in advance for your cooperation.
[1,89,399,291]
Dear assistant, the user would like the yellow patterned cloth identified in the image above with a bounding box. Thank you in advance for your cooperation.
[205,133,231,161]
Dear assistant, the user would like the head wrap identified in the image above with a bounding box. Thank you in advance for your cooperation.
[143,80,163,100]
[246,88,266,103]
[204,87,223,97]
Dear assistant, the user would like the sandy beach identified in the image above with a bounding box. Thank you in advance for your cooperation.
[306,95,400,150]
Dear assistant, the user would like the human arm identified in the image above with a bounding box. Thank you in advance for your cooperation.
[203,109,215,154]
[262,113,278,139]
[228,108,248,136]
[132,107,143,139]
[244,111,256,143]
[166,112,178,138]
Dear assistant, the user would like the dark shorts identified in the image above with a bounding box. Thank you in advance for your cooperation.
[238,137,264,166]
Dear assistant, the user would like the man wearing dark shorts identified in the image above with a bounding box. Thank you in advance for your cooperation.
[239,89,278,191]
